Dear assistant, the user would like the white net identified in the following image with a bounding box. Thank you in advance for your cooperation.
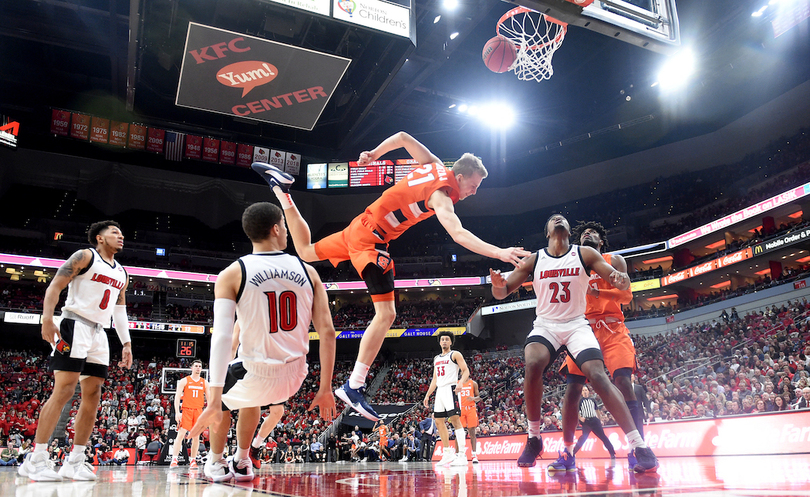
[497,7,568,82]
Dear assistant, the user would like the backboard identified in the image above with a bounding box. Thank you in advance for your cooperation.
[508,0,681,54]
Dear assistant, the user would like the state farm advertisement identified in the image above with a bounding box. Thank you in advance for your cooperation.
[176,23,350,131]
[433,411,810,460]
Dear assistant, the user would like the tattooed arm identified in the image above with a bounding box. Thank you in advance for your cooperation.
[41,249,92,345]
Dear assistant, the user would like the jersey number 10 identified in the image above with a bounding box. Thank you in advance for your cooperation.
[264,291,298,333]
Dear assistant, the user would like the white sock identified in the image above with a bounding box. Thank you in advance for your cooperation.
[69,445,86,461]
[528,420,542,439]
[34,443,48,453]
[349,362,370,390]
[626,429,647,449]
[565,444,575,454]
[454,429,466,455]
[209,452,223,464]
[273,186,294,209]
[235,446,249,461]
[251,435,265,449]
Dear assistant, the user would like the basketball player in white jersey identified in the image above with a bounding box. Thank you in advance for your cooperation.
[188,202,336,482]
[170,359,207,468]
[20,221,132,482]
[423,331,470,467]
[490,214,658,472]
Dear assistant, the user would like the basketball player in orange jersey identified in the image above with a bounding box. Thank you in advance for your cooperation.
[253,132,529,421]
[171,359,207,468]
[557,221,646,469]
[457,377,482,463]
[373,419,390,461]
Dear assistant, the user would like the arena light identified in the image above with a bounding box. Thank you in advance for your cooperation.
[449,32,459,40]
[788,210,803,218]
[705,240,725,250]
[478,103,514,128]
[647,294,678,301]
[443,0,458,10]
[642,255,673,264]
[434,15,442,23]
[710,281,731,289]
[655,49,696,91]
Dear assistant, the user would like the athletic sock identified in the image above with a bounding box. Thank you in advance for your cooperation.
[565,444,575,455]
[273,186,294,209]
[626,429,647,449]
[209,452,223,463]
[34,443,48,453]
[235,446,249,461]
[349,362,370,390]
[251,436,265,449]
[454,429,466,455]
[69,445,86,462]
[626,400,645,439]
[528,420,542,439]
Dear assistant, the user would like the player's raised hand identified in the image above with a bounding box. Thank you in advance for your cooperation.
[118,344,133,369]
[489,268,507,289]
[497,247,531,267]
[358,151,374,165]
[308,388,336,422]
[187,405,221,439]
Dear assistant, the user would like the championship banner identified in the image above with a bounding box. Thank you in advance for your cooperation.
[285,152,301,175]
[202,137,220,162]
[220,140,236,165]
[185,134,202,160]
[109,121,129,147]
[70,113,90,140]
[50,109,71,136]
[342,404,415,429]
[128,124,147,150]
[0,116,19,149]
[269,149,286,169]
[146,128,166,153]
[253,146,270,164]
[176,23,350,130]
[236,143,254,167]
[89,116,110,144]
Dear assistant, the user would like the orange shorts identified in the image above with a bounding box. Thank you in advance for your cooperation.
[459,407,479,428]
[563,320,636,378]
[180,407,203,431]
[314,215,394,277]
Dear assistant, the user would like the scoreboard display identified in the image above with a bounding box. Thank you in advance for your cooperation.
[306,158,449,190]
[176,339,197,358]
[349,160,394,187]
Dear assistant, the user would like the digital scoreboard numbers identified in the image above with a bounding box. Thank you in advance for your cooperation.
[349,160,394,187]
[176,339,197,358]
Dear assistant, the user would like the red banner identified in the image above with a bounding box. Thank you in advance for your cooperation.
[185,135,202,160]
[108,121,129,147]
[202,137,220,162]
[50,109,71,136]
[236,144,254,168]
[128,124,146,150]
[220,141,236,165]
[795,280,808,290]
[70,113,90,140]
[146,128,165,153]
[89,116,109,144]
[433,411,810,461]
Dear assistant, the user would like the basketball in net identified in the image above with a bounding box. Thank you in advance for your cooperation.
[482,36,518,73]
[496,6,568,82]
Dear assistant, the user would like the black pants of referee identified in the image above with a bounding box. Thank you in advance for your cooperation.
[573,417,616,456]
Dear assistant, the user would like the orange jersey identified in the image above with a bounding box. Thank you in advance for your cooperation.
[458,380,476,408]
[585,253,628,320]
[363,163,460,243]
[182,376,206,410]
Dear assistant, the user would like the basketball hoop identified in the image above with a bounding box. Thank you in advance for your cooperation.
[497,6,567,82]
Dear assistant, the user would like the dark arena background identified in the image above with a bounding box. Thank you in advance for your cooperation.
[2,0,810,496]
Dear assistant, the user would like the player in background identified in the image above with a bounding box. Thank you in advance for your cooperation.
[20,221,132,481]
[558,221,645,468]
[489,214,658,473]
[373,419,391,461]
[188,202,336,482]
[231,321,286,471]
[457,377,482,463]
[253,131,529,421]
[423,331,470,467]
[171,359,207,469]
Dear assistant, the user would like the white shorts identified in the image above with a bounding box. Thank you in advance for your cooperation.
[433,384,460,418]
[50,313,110,378]
[525,316,603,366]
[221,357,308,411]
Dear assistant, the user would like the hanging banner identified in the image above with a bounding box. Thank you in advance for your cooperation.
[220,141,236,165]
[236,143,254,167]
[109,121,129,147]
[185,135,203,160]
[89,116,110,144]
[202,137,220,162]
[146,128,166,153]
[285,152,301,175]
[51,109,71,136]
[70,113,90,141]
[176,23,350,130]
[128,124,147,150]
[269,149,286,169]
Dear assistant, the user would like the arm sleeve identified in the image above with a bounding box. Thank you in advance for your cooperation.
[209,299,236,387]
[113,305,131,345]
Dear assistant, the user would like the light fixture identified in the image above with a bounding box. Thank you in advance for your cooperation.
[656,49,696,91]
[434,15,441,23]
[450,32,459,40]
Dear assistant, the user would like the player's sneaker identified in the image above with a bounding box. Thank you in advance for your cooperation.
[547,450,576,473]
[436,449,455,467]
[204,456,233,482]
[450,452,468,467]
[335,380,380,421]
[249,446,262,470]
[517,437,543,468]
[19,451,62,481]
[251,162,294,193]
[189,460,199,470]
[229,457,255,482]
[627,449,637,469]
[169,458,179,468]
[471,454,479,464]
[632,447,659,473]
[58,456,97,481]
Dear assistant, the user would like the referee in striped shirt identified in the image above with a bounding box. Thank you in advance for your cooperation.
[573,386,616,458]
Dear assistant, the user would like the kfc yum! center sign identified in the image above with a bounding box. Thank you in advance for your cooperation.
[176,23,350,131]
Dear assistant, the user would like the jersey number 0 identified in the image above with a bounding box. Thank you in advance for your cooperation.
[264,291,298,333]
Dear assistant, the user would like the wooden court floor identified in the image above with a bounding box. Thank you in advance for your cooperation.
[5,454,810,497]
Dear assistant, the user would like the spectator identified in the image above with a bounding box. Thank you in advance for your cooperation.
[0,441,19,466]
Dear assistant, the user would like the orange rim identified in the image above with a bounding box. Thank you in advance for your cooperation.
[496,6,567,51]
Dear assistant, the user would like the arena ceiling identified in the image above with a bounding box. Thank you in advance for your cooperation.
[1,0,809,188]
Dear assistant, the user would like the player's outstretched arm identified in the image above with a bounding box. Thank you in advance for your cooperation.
[580,246,630,291]
[41,249,92,345]
[490,254,536,300]
[430,191,529,266]
[306,265,337,422]
[587,253,633,303]
[359,131,441,166]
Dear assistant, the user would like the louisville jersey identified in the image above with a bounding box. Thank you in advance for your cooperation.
[235,252,314,365]
[182,376,206,410]
[433,350,460,388]
[585,253,626,320]
[364,163,460,243]
[457,379,476,409]
[62,248,127,325]
[533,245,591,323]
